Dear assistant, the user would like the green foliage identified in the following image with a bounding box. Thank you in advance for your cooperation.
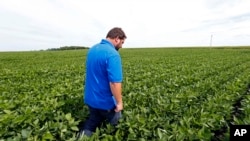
[0,48,250,140]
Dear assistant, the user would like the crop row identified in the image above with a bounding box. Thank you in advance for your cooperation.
[0,48,250,140]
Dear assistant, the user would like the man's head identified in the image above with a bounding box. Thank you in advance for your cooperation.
[106,27,127,51]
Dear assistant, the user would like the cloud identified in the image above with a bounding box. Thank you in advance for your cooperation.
[0,0,250,51]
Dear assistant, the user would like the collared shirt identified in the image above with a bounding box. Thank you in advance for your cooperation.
[84,39,123,110]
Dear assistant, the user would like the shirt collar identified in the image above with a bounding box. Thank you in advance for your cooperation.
[100,39,115,49]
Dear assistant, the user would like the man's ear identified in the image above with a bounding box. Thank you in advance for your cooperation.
[114,37,119,43]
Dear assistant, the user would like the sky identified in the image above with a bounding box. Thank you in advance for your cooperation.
[0,0,250,51]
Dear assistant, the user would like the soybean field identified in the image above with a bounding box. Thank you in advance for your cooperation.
[1,47,250,141]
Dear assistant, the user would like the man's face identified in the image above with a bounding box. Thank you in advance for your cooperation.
[114,38,125,51]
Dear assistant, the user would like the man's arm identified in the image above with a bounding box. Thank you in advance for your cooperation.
[110,82,123,112]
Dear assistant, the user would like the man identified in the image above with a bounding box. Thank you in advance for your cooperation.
[79,27,127,137]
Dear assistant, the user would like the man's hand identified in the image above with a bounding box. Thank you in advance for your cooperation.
[115,102,123,112]
[110,82,123,112]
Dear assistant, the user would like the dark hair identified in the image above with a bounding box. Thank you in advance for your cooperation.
[106,27,127,39]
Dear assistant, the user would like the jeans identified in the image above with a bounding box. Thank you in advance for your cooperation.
[82,105,122,136]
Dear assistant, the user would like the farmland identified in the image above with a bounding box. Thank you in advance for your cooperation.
[0,47,250,140]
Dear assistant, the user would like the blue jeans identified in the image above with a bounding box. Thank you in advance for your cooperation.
[82,105,122,136]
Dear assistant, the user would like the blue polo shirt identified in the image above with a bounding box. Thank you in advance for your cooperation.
[84,39,123,110]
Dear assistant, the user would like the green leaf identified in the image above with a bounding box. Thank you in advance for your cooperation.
[3,110,12,114]
[21,129,31,138]
[61,128,67,132]
[172,99,180,103]
[65,113,71,120]
[157,128,162,139]
[71,126,79,131]
[33,119,39,125]
[42,132,54,140]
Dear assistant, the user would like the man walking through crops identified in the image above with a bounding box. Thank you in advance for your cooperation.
[78,27,127,138]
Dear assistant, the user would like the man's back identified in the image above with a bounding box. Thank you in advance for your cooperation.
[84,39,122,110]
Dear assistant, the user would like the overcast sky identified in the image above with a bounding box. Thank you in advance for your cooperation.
[0,0,250,51]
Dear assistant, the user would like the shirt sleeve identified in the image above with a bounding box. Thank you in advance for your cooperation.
[107,55,123,82]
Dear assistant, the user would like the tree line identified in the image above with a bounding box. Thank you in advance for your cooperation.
[47,46,89,51]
